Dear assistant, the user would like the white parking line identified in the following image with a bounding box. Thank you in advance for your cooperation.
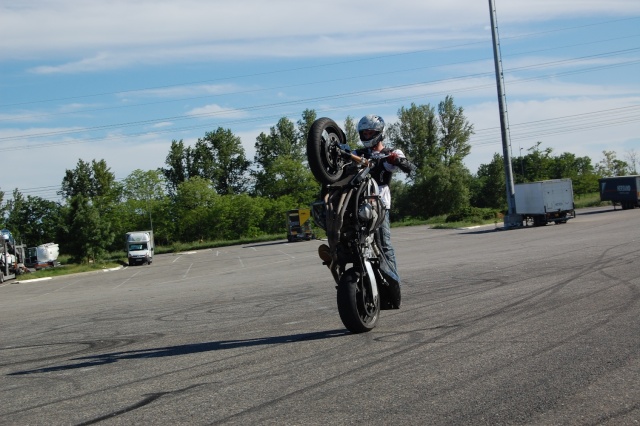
[278,249,295,259]
[113,269,141,289]
[183,263,193,278]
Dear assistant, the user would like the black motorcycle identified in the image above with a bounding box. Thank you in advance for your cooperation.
[307,117,401,333]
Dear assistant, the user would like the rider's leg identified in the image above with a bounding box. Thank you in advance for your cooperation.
[379,209,398,274]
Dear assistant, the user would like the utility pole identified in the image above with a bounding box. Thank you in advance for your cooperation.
[488,0,522,228]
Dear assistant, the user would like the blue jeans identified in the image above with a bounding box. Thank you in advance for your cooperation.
[379,209,399,278]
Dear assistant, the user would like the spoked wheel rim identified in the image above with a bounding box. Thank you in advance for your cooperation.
[319,129,346,180]
[307,117,348,184]
[355,278,378,324]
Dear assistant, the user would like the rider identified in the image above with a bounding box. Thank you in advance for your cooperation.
[317,114,415,308]
[354,114,416,284]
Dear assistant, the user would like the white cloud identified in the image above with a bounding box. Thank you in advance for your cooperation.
[28,53,125,74]
[152,122,173,129]
[1,0,639,195]
[4,1,639,72]
[122,84,244,99]
[464,96,640,172]
[185,104,247,119]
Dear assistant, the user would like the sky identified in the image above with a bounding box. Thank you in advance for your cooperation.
[1,0,639,202]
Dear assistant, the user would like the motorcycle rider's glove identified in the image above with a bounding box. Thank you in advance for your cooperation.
[387,152,399,165]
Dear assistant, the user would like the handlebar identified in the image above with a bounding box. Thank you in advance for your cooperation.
[339,148,385,168]
[338,146,416,177]
[345,151,371,167]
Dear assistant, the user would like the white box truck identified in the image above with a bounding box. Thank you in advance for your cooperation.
[514,179,575,226]
[125,231,154,266]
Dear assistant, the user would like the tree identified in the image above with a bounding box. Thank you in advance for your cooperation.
[573,173,599,197]
[522,142,554,181]
[225,194,266,239]
[161,140,191,195]
[59,159,93,199]
[407,163,470,217]
[297,109,317,151]
[550,153,598,196]
[624,149,638,175]
[437,95,473,166]
[389,103,439,172]
[549,153,583,180]
[389,97,473,217]
[197,128,251,195]
[0,188,6,224]
[189,138,215,181]
[595,150,628,177]
[59,158,120,253]
[4,190,61,245]
[470,153,507,209]
[123,169,167,203]
[119,170,169,239]
[254,117,301,168]
[64,194,114,263]
[59,159,119,201]
[258,156,318,204]
[174,177,219,242]
[343,116,359,149]
[253,116,316,198]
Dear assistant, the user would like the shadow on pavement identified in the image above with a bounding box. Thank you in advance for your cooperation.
[8,329,349,376]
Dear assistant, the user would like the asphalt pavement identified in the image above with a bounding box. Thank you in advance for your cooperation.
[1,206,638,425]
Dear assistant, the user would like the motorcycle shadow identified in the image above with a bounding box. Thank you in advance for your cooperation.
[8,329,349,376]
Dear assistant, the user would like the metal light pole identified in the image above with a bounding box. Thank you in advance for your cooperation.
[488,0,522,228]
[146,195,154,232]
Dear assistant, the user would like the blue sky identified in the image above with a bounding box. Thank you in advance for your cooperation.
[1,1,639,202]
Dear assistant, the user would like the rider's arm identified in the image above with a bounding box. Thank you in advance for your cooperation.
[386,149,417,175]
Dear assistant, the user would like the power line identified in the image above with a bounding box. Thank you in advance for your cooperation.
[2,16,639,199]
[2,16,638,109]
[2,50,638,145]
[5,103,639,201]
[4,32,639,124]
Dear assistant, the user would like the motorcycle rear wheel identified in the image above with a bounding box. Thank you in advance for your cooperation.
[306,117,348,184]
[337,268,380,333]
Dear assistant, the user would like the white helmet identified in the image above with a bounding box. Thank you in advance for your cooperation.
[357,114,385,148]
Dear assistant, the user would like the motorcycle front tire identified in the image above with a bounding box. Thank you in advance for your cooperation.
[306,117,347,185]
[337,268,380,333]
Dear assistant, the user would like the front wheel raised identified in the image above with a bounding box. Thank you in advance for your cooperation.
[337,268,380,333]
[306,117,348,184]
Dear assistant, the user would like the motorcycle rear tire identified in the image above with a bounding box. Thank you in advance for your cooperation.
[337,268,380,333]
[306,117,348,184]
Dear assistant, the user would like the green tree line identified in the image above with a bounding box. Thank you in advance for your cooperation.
[0,97,636,262]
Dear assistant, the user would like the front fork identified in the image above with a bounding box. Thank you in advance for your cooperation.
[362,258,379,304]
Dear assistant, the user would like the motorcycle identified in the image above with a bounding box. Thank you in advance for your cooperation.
[307,117,401,333]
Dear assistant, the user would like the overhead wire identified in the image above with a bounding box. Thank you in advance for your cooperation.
[2,16,640,200]
[2,50,639,144]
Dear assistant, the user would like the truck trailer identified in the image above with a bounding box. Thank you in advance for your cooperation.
[514,179,575,226]
[125,231,154,266]
[598,175,640,210]
[0,230,26,282]
[286,209,315,242]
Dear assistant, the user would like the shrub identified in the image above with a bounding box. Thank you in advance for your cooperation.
[446,207,500,223]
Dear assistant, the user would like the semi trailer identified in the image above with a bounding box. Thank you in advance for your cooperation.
[599,175,640,210]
